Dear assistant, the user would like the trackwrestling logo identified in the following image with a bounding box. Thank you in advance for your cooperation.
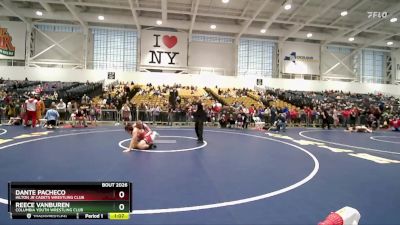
[0,26,15,57]
[284,52,318,64]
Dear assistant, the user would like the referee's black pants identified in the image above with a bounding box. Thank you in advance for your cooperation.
[195,122,204,141]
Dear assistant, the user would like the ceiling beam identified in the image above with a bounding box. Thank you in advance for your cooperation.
[38,0,53,13]
[161,0,167,21]
[287,0,311,21]
[0,0,29,23]
[281,0,342,42]
[323,3,400,46]
[0,6,395,49]
[7,0,393,37]
[188,0,200,41]
[235,0,272,43]
[240,0,251,18]
[328,0,367,26]
[261,0,285,31]
[62,1,87,29]
[128,0,141,33]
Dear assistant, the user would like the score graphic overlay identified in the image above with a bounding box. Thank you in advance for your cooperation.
[8,182,132,220]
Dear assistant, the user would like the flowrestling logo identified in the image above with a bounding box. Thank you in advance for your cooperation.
[283,52,318,64]
[0,26,15,57]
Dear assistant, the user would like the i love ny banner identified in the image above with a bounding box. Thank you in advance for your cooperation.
[140,30,188,68]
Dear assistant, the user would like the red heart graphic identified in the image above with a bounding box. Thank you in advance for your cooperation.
[162,35,177,49]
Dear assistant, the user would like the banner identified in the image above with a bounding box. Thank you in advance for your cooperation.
[281,42,320,75]
[0,21,26,60]
[140,30,188,68]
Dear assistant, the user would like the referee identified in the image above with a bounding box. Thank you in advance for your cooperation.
[193,102,207,143]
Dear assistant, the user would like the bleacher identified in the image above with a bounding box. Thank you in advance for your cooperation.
[211,88,263,108]
[131,85,170,110]
[178,87,215,107]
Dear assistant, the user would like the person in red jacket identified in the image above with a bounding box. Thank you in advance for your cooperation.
[304,107,312,127]
[290,108,298,125]
[342,108,351,127]
[389,117,400,131]
[24,95,38,127]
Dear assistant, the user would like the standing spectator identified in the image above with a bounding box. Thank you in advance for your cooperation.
[167,106,174,126]
[121,104,131,125]
[5,102,16,121]
[154,105,161,123]
[57,99,66,123]
[67,102,73,121]
[332,107,339,128]
[305,107,312,127]
[342,107,350,127]
[88,104,98,126]
[350,106,358,128]
[24,95,38,127]
[36,97,45,126]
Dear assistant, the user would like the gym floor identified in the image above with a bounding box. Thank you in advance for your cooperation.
[0,125,399,224]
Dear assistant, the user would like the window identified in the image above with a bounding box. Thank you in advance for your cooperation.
[35,24,82,33]
[238,39,276,76]
[361,50,386,83]
[327,46,352,55]
[92,28,137,71]
[192,34,233,43]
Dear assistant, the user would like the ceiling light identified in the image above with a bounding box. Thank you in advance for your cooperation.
[348,37,355,42]
[210,24,216,29]
[340,11,348,17]
[222,0,229,3]
[307,33,313,38]
[283,0,292,10]
[98,15,105,21]
[156,20,163,25]
[390,17,397,22]
[387,41,393,46]
[36,11,43,16]
[260,29,266,33]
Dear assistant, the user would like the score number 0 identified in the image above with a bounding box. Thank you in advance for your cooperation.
[119,191,125,211]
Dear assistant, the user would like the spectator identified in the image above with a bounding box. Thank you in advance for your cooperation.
[82,94,90,105]
[57,99,67,123]
[219,114,227,128]
[24,95,38,127]
[72,108,87,127]
[121,104,131,125]
[88,104,98,126]
[36,97,45,126]
[277,113,287,132]
[44,103,60,129]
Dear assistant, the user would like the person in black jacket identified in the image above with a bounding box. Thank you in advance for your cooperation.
[193,102,207,143]
[321,108,331,129]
